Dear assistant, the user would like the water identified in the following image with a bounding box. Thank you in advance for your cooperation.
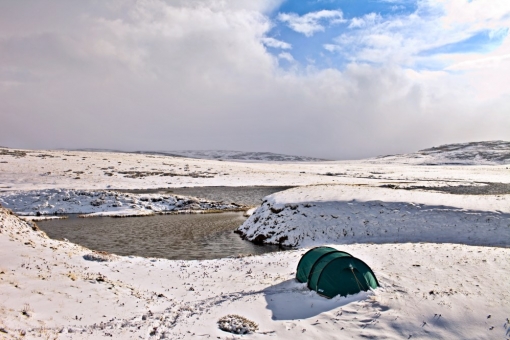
[37,212,281,260]
[38,212,283,260]
[115,186,294,206]
[37,186,294,260]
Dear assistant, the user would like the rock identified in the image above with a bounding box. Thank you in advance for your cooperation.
[252,234,268,244]
[270,207,284,214]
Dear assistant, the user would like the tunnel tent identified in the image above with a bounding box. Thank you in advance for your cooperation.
[309,256,379,298]
[307,251,353,290]
[295,246,351,283]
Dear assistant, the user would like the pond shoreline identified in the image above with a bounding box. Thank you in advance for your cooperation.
[36,212,288,260]
[114,185,295,206]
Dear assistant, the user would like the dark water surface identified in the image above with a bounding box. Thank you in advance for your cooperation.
[403,182,510,195]
[38,213,283,260]
[37,186,294,260]
[115,186,294,206]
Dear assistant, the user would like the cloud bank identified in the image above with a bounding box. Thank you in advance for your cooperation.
[0,0,509,159]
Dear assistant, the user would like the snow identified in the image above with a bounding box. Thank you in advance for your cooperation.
[237,185,510,247]
[244,207,257,217]
[19,215,68,221]
[117,149,327,162]
[0,143,509,339]
[1,146,508,192]
[0,189,245,217]
[1,207,508,339]
[369,140,510,165]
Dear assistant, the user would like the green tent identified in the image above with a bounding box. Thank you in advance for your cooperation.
[308,256,379,298]
[296,247,379,298]
[307,251,353,289]
[295,246,351,283]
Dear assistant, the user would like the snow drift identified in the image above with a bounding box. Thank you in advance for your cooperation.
[0,189,245,217]
[236,185,510,247]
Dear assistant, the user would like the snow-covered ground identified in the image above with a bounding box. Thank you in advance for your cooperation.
[0,143,509,339]
[370,140,510,165]
[0,146,509,191]
[237,185,510,247]
[1,207,508,339]
[0,189,245,217]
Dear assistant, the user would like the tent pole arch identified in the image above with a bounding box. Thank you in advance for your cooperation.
[344,257,380,287]
[307,251,353,290]
[314,257,379,298]
[295,246,350,283]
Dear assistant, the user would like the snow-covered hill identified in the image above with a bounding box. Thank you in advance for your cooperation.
[236,185,510,248]
[74,148,327,162]
[136,150,328,162]
[373,141,510,165]
[68,141,510,164]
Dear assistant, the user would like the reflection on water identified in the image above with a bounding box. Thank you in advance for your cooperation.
[37,213,283,260]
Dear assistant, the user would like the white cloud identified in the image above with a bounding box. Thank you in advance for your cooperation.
[277,10,345,37]
[348,13,382,29]
[438,0,510,31]
[446,54,510,71]
[0,0,508,159]
[261,37,291,49]
[329,0,510,70]
[278,52,294,62]
[323,44,339,52]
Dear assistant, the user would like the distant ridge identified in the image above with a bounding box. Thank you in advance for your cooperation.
[373,141,510,165]
[72,149,328,162]
[133,150,328,162]
[69,141,510,164]
[70,148,126,153]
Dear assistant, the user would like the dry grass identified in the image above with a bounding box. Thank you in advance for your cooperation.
[218,314,259,334]
[66,272,77,281]
[83,251,115,262]
[21,304,31,317]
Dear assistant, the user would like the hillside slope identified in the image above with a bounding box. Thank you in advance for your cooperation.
[373,141,510,165]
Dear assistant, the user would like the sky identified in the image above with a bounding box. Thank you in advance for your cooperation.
[0,0,509,160]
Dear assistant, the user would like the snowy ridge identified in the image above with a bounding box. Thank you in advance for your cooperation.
[132,150,327,162]
[237,185,510,247]
[372,140,510,165]
[69,148,327,162]
[0,189,245,217]
[70,148,327,162]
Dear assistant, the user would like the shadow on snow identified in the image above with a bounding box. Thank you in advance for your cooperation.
[262,279,372,321]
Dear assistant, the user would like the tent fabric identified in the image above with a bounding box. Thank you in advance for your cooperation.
[312,257,379,298]
[295,246,351,283]
[307,251,353,290]
[296,247,379,298]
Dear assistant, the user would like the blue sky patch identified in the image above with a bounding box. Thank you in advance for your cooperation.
[263,0,509,71]
[265,0,418,69]
[272,0,418,18]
